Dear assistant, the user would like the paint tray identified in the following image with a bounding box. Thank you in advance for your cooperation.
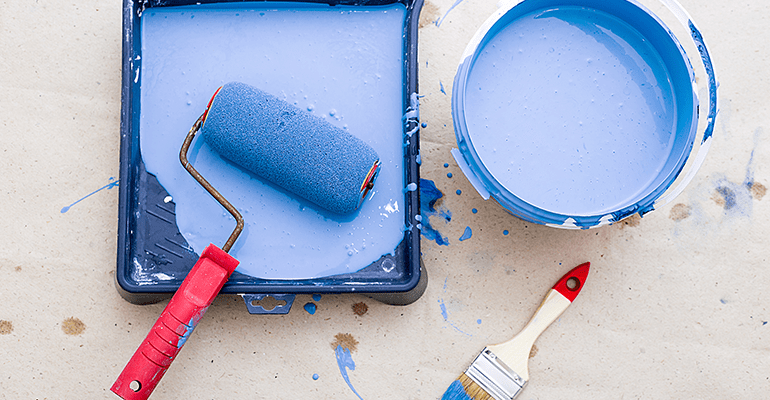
[115,0,424,313]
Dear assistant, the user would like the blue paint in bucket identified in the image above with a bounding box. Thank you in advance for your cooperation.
[451,0,715,228]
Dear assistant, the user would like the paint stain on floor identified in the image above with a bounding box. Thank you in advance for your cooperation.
[418,0,440,29]
[749,182,766,200]
[331,333,359,353]
[0,320,13,335]
[669,203,691,221]
[618,214,642,228]
[712,186,737,210]
[61,317,86,335]
[352,302,368,316]
[529,344,538,359]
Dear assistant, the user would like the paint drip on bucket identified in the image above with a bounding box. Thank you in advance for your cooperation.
[451,0,716,229]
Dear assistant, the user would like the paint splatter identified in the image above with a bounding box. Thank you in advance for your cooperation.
[447,172,453,178]
[335,345,363,400]
[304,302,317,315]
[456,189,462,195]
[0,320,13,335]
[61,178,119,213]
[669,203,691,221]
[476,319,482,325]
[444,163,449,168]
[438,278,472,337]
[439,81,446,95]
[749,182,767,200]
[418,0,440,29]
[720,299,728,305]
[312,294,322,302]
[420,179,450,246]
[529,344,539,358]
[312,373,319,380]
[471,208,477,214]
[618,214,641,228]
[331,333,359,352]
[435,0,467,27]
[61,317,86,335]
[352,302,368,316]
[503,230,509,235]
[713,186,737,210]
[459,227,472,241]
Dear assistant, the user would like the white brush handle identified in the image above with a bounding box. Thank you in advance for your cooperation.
[487,289,572,382]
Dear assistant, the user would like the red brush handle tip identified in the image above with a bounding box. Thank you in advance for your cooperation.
[552,262,590,302]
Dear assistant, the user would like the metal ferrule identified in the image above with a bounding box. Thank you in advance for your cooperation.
[464,348,527,400]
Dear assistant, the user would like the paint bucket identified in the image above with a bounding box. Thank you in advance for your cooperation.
[451,0,716,228]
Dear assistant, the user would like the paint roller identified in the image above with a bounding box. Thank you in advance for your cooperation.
[111,82,381,400]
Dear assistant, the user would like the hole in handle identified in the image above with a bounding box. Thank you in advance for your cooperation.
[566,277,581,291]
[250,296,287,311]
[130,380,142,392]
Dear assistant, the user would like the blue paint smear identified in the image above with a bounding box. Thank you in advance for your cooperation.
[438,278,473,337]
[441,379,472,400]
[304,302,317,315]
[439,80,447,95]
[689,21,717,144]
[435,0,466,28]
[335,345,364,400]
[61,178,119,213]
[312,294,322,302]
[177,317,196,348]
[459,227,472,241]
[419,179,449,246]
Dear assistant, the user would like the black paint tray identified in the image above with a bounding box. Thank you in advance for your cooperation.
[115,0,424,314]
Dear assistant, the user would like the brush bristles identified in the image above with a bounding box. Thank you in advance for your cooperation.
[458,373,495,400]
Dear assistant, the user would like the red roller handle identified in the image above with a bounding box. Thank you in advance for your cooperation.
[111,244,239,400]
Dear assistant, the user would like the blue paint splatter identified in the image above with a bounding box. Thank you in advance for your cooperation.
[312,373,319,380]
[335,345,364,400]
[438,278,473,337]
[439,81,447,95]
[312,294,322,302]
[435,0,467,28]
[477,319,482,324]
[459,227,472,241]
[763,321,768,326]
[304,302,317,315]
[720,299,727,304]
[420,179,450,246]
[503,230,509,235]
[715,186,737,210]
[471,208,477,214]
[444,163,449,168]
[456,189,462,195]
[441,379,473,400]
[61,178,119,213]
[447,172,453,178]
[421,122,428,128]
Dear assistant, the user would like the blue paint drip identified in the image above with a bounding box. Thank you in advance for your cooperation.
[419,179,449,246]
[456,189,462,195]
[61,178,119,213]
[459,227,472,241]
[441,380,473,400]
[421,122,428,128]
[471,208,477,214]
[503,230,509,235]
[335,345,364,400]
[312,373,320,380]
[447,172,453,178]
[439,81,447,95]
[444,163,449,168]
[304,302,317,315]
[689,21,717,144]
[312,294,322,302]
[435,0,466,28]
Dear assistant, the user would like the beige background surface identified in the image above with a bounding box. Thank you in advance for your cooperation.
[1,0,768,399]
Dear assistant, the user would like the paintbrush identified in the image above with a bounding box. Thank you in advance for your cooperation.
[441,262,590,400]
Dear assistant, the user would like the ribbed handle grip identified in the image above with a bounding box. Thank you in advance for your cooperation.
[111,244,238,400]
